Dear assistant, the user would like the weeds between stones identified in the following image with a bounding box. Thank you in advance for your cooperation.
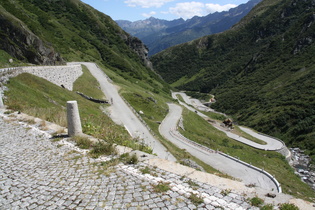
[188,193,204,206]
[152,181,170,193]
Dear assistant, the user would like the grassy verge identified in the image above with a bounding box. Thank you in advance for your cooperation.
[0,50,25,68]
[121,88,232,179]
[233,126,267,145]
[175,93,185,103]
[73,65,106,100]
[4,72,151,153]
[179,108,315,201]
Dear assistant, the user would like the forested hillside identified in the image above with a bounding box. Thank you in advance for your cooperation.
[151,0,315,159]
[0,0,168,94]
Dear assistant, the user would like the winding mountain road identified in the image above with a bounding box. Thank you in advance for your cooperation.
[67,63,280,191]
[159,103,279,192]
[173,92,284,151]
[70,62,176,161]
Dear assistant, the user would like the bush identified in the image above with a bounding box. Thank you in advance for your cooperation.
[261,204,274,210]
[90,141,116,158]
[279,203,299,210]
[250,196,264,207]
[120,153,138,165]
[73,136,92,149]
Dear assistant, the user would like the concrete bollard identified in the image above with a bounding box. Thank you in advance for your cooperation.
[67,101,82,136]
[0,91,4,108]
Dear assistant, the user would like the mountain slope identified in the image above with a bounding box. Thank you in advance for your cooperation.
[151,0,315,159]
[0,0,168,94]
[116,0,261,56]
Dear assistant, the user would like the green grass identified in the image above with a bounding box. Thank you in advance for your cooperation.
[72,136,92,149]
[175,93,185,103]
[201,110,226,121]
[233,126,267,145]
[73,65,106,100]
[0,50,25,68]
[179,108,315,201]
[250,196,264,207]
[90,141,117,158]
[4,72,151,153]
[119,83,233,178]
[188,193,204,206]
[152,182,170,193]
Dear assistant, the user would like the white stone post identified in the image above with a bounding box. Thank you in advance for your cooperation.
[0,91,4,108]
[67,101,82,136]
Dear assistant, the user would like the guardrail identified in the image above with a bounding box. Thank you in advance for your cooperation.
[257,132,285,151]
[218,151,282,193]
[169,126,282,193]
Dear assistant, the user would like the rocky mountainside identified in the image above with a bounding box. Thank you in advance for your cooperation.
[0,6,63,65]
[151,0,315,160]
[0,0,160,86]
[116,0,261,56]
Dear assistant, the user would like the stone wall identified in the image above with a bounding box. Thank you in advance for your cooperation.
[22,65,82,91]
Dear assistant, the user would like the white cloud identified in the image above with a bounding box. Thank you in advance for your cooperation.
[168,1,238,19]
[169,2,204,19]
[205,3,237,14]
[124,0,174,8]
[142,11,157,18]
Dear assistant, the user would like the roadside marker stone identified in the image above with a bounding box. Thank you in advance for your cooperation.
[0,91,4,108]
[67,101,82,136]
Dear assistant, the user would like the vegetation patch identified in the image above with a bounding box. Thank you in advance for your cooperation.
[72,136,92,149]
[152,181,170,193]
[220,189,231,196]
[188,193,204,206]
[120,153,138,165]
[278,203,299,210]
[90,141,116,158]
[249,196,264,207]
[179,108,315,200]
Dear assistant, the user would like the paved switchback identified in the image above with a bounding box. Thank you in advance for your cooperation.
[159,103,278,192]
[172,92,284,151]
[72,62,175,161]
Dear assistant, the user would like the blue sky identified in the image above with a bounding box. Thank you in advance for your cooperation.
[81,0,250,21]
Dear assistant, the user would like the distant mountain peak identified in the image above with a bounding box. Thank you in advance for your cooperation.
[116,0,262,56]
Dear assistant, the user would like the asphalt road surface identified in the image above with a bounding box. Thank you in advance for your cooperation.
[172,92,284,151]
[159,103,279,192]
[72,62,175,161]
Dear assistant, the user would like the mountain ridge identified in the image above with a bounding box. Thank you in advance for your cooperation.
[151,0,315,159]
[116,0,262,56]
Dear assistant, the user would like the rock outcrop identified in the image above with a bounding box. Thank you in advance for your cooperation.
[120,33,153,70]
[0,13,64,65]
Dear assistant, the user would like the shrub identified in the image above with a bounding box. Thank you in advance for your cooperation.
[90,141,116,158]
[279,203,299,210]
[250,196,264,207]
[72,136,92,149]
[261,204,274,210]
[120,153,138,165]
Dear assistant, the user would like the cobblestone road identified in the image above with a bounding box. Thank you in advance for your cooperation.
[0,116,255,209]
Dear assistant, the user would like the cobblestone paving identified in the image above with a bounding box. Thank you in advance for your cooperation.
[0,117,255,209]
